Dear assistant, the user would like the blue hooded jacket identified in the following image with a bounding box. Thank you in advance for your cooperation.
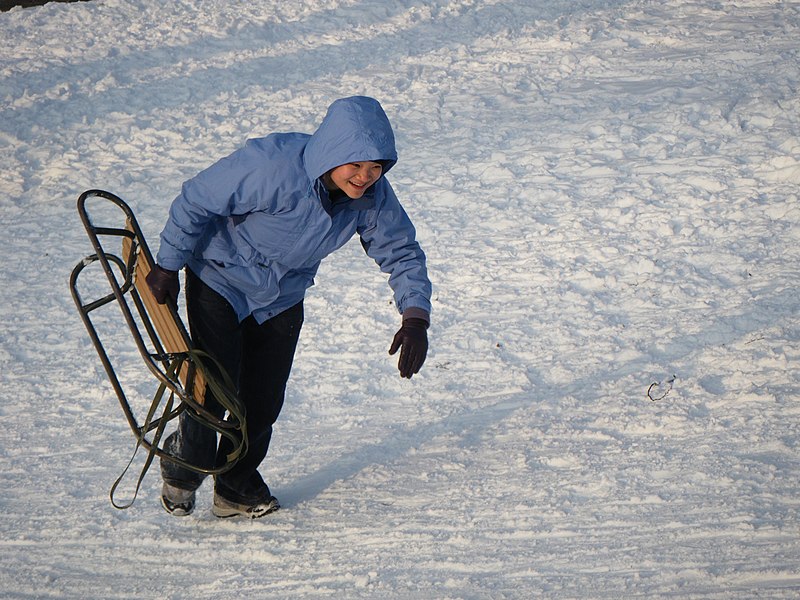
[156,96,432,324]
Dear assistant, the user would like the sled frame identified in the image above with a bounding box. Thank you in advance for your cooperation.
[69,189,246,485]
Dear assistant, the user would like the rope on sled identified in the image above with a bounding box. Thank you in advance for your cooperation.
[109,348,247,510]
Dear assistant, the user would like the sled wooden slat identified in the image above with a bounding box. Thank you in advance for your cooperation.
[121,224,207,404]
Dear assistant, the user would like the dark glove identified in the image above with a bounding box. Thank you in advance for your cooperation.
[388,318,428,379]
[145,265,179,305]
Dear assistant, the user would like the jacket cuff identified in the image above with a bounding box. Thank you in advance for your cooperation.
[402,307,430,327]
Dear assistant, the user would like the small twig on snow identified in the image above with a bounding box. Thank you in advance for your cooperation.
[647,375,676,401]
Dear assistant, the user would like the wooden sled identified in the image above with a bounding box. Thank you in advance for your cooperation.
[69,189,246,507]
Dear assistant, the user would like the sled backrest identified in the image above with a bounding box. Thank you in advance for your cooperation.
[122,221,207,404]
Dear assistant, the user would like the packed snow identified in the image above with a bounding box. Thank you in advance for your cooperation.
[2,0,799,597]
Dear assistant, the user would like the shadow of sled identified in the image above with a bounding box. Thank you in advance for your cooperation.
[69,189,246,509]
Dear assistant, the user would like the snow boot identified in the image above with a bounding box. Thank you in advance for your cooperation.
[161,482,196,516]
[212,492,280,519]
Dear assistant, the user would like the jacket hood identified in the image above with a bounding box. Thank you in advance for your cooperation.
[303,96,398,183]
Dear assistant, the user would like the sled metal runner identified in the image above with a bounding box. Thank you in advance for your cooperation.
[69,189,247,507]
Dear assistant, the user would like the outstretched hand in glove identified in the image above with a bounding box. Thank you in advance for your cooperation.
[389,317,429,379]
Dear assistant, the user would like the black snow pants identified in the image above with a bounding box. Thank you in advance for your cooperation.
[160,268,303,504]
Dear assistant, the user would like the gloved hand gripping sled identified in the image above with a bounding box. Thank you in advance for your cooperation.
[69,189,247,509]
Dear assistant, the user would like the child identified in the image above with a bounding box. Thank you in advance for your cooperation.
[146,96,432,518]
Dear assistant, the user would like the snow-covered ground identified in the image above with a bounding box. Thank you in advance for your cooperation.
[2,0,800,597]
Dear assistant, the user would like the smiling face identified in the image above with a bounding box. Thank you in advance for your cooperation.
[323,161,384,199]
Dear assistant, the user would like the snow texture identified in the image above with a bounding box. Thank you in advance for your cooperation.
[2,0,800,598]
